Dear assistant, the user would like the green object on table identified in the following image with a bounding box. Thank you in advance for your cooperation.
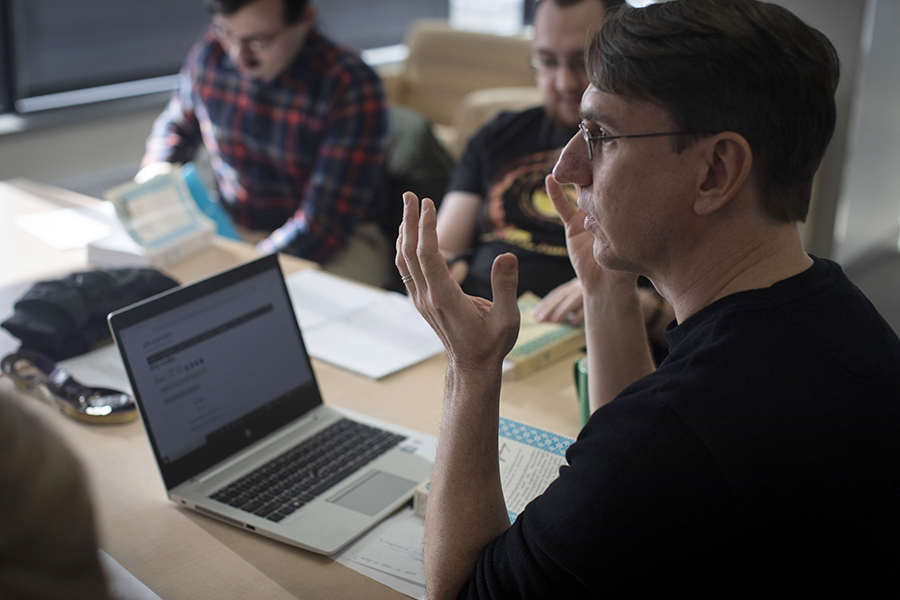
[574,356,590,428]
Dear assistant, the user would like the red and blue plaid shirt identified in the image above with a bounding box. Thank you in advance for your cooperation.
[143,29,388,263]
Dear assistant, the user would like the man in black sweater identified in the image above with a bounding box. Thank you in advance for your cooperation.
[397,0,900,597]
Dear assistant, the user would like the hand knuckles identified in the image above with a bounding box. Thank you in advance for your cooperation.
[415,245,431,261]
[425,290,444,312]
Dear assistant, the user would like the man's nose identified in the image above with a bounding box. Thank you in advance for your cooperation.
[553,132,591,186]
[229,42,253,64]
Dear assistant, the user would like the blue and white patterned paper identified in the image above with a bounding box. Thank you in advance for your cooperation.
[499,417,574,522]
[498,417,573,457]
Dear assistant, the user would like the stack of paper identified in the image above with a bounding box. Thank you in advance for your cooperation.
[285,269,445,379]
[90,170,216,268]
[502,292,586,379]
[15,205,112,250]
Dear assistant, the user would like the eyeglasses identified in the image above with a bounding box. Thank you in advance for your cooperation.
[578,121,700,161]
[213,22,288,53]
[531,56,586,77]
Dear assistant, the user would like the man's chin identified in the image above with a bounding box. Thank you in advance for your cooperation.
[236,63,272,80]
[592,239,619,270]
[594,243,643,276]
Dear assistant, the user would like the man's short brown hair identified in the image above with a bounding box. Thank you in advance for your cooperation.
[205,0,309,25]
[538,0,626,11]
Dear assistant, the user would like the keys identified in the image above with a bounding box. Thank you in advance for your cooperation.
[210,419,405,522]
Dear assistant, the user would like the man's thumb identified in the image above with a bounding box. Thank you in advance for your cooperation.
[491,253,520,321]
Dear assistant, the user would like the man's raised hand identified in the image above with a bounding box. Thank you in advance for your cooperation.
[396,192,520,370]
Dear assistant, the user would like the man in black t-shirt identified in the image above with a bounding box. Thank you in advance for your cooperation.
[434,0,674,333]
[397,0,900,597]
[445,107,576,301]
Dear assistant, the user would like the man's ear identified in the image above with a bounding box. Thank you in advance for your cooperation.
[693,132,752,217]
[298,5,316,32]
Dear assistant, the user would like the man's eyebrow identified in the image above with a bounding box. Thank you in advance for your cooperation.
[581,110,618,130]
[534,48,586,60]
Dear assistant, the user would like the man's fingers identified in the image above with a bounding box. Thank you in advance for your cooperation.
[395,221,408,274]
[570,307,585,326]
[546,174,581,227]
[549,297,584,324]
[416,198,450,288]
[534,278,583,323]
[400,191,426,291]
[489,253,521,347]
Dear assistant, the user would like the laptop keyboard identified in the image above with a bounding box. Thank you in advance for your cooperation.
[210,418,406,522]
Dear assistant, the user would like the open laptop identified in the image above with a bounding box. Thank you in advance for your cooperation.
[108,254,432,555]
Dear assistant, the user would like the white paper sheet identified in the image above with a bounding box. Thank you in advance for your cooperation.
[59,344,132,394]
[15,206,112,250]
[496,417,573,522]
[286,270,444,379]
[99,550,162,600]
[335,507,427,599]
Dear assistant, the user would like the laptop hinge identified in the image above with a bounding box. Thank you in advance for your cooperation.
[196,412,321,484]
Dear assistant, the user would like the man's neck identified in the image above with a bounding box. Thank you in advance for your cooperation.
[657,221,813,324]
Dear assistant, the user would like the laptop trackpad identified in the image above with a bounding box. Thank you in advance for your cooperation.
[328,471,417,516]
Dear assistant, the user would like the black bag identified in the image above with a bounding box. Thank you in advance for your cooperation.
[1,268,178,361]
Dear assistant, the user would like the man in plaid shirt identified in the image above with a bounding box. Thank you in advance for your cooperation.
[139,0,390,285]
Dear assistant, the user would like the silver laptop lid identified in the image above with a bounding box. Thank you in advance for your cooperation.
[108,254,324,490]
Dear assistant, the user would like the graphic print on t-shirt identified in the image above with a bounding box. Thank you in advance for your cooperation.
[481,148,577,257]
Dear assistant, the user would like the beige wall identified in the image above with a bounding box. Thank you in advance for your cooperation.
[0,102,164,188]
[833,0,900,264]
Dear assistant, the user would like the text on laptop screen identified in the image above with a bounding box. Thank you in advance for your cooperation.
[116,267,314,463]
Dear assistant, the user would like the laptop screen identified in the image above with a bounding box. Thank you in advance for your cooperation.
[110,255,323,489]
